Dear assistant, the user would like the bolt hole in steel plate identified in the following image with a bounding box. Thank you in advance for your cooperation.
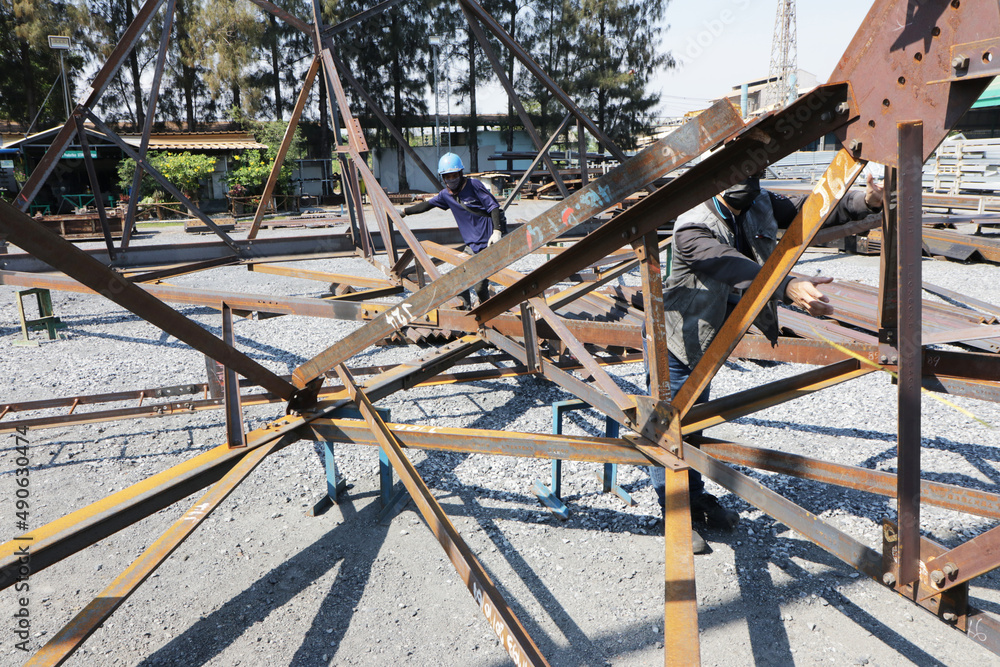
[985,50,994,63]
[832,0,998,166]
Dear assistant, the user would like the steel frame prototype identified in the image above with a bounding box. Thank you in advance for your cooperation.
[3,1,1000,664]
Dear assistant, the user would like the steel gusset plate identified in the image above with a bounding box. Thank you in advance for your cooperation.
[832,0,1000,165]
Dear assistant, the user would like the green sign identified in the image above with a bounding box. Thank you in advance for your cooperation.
[62,150,97,159]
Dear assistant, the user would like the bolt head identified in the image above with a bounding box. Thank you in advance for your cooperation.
[882,572,896,586]
[879,354,888,364]
[848,139,862,152]
[953,55,970,70]
[930,569,946,586]
[943,612,958,622]
[836,102,851,115]
[820,111,833,123]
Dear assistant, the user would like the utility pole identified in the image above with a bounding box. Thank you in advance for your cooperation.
[429,36,442,160]
[764,0,797,112]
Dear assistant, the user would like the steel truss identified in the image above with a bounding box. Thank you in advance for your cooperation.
[2,0,1000,664]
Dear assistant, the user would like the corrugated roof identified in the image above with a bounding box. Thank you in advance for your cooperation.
[120,131,266,150]
[972,78,1000,109]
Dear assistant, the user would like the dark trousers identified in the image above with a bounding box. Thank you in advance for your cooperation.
[647,351,709,509]
[462,245,490,306]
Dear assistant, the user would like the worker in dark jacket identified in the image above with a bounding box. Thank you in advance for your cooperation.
[399,153,504,308]
[650,172,884,553]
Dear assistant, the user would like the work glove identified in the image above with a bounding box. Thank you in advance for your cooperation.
[488,229,501,246]
[397,207,407,218]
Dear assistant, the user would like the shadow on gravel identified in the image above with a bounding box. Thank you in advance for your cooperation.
[711,515,950,667]
[135,490,387,667]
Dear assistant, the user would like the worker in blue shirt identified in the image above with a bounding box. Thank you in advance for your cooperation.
[399,153,505,308]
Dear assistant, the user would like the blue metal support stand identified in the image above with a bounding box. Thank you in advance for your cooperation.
[308,405,391,517]
[533,399,633,519]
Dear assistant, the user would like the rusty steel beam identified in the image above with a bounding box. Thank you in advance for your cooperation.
[697,437,1000,522]
[682,360,875,435]
[336,365,550,667]
[663,466,699,665]
[672,149,866,419]
[222,303,247,448]
[122,0,175,249]
[247,55,321,239]
[15,0,167,211]
[683,445,884,580]
[896,120,924,586]
[0,202,297,401]
[473,85,854,324]
[290,101,744,389]
[24,438,282,666]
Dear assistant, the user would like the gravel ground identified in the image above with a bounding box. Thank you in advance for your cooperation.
[1,209,1000,666]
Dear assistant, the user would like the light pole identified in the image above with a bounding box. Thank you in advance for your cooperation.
[48,35,71,121]
[429,36,441,160]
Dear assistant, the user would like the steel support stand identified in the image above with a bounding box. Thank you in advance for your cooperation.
[14,288,66,346]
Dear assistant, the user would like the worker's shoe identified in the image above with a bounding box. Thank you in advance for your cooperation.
[691,492,739,530]
[692,529,709,554]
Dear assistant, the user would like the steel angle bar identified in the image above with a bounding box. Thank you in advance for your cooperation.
[461,2,568,198]
[503,113,574,210]
[122,0,176,249]
[0,414,315,592]
[222,304,247,448]
[290,101,743,389]
[246,0,310,33]
[897,121,924,587]
[0,203,296,401]
[636,233,670,401]
[484,328,630,426]
[126,256,243,284]
[474,85,853,324]
[457,0,629,166]
[247,56,321,239]
[682,359,875,435]
[24,438,282,667]
[529,299,634,413]
[316,45,440,280]
[83,111,241,252]
[673,148,866,418]
[15,0,167,210]
[304,419,650,465]
[731,335,874,366]
[695,437,1000,522]
[916,525,1000,601]
[922,283,1000,321]
[662,467,699,666]
[247,264,396,289]
[73,116,116,258]
[682,445,884,580]
[335,365,550,667]
[327,49,441,191]
[320,0,405,38]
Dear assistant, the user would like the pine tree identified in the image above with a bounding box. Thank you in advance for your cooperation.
[576,0,671,150]
[1,1,81,129]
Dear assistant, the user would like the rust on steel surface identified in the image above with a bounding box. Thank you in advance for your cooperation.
[337,366,550,667]
[0,202,296,401]
[290,100,744,388]
[831,1,1000,166]
[896,120,924,587]
[673,149,867,418]
[24,438,283,667]
[663,467,700,665]
[474,84,855,324]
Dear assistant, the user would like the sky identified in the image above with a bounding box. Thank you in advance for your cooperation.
[653,0,877,116]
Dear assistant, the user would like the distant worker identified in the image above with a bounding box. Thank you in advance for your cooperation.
[399,153,505,308]
[650,171,884,553]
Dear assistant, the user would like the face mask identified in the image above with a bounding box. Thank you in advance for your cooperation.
[443,175,462,191]
[722,177,760,211]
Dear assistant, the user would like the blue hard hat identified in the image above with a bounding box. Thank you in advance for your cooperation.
[438,153,464,174]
